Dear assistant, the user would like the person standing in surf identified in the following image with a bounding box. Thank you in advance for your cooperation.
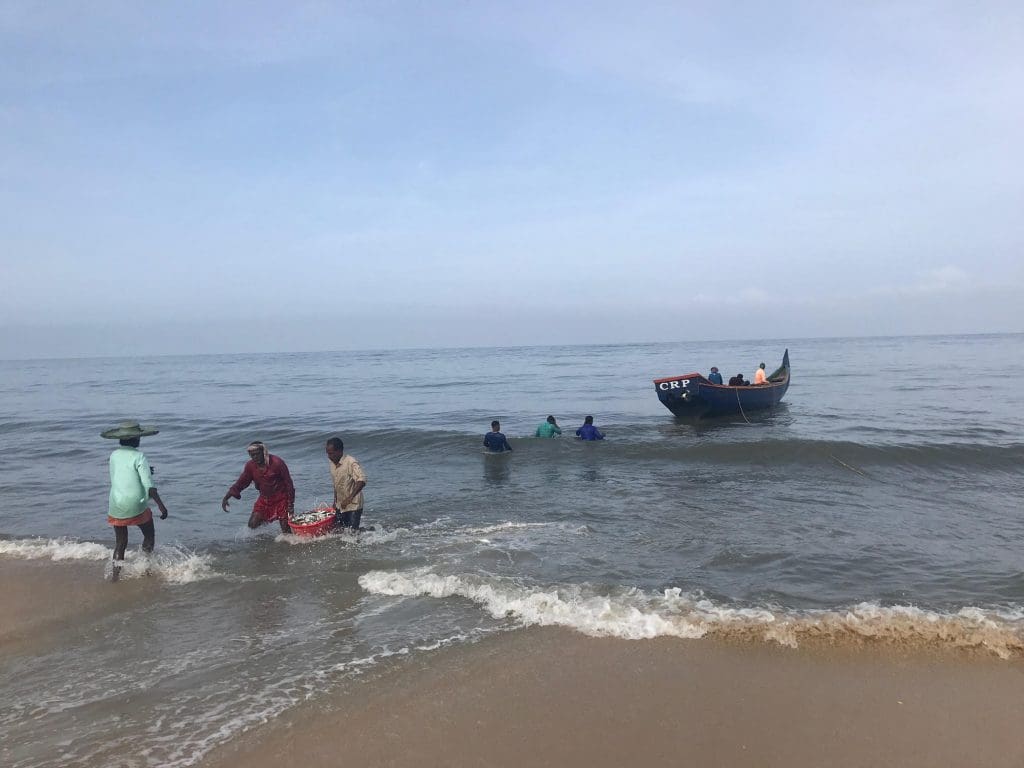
[534,415,562,437]
[221,441,294,533]
[483,420,512,452]
[102,420,170,581]
[326,437,367,531]
[575,415,605,441]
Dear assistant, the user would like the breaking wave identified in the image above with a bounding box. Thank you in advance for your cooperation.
[0,537,220,584]
[359,568,1024,658]
[0,537,110,561]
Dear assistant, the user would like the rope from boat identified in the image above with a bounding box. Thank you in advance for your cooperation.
[735,388,751,424]
[830,455,868,477]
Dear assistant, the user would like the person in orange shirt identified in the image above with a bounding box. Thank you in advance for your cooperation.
[754,362,769,385]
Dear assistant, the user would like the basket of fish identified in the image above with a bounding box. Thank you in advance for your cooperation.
[289,506,337,537]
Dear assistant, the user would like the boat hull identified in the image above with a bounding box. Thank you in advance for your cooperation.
[653,350,790,419]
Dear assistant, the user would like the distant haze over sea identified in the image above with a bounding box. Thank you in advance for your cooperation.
[1,303,1021,360]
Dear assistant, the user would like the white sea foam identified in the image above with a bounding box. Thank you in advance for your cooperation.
[460,521,557,535]
[105,546,220,584]
[275,530,347,546]
[137,630,485,768]
[275,526,406,547]
[0,537,112,561]
[0,536,220,584]
[359,569,736,640]
[359,527,403,545]
[358,569,1024,658]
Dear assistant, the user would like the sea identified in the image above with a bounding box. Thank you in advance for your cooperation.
[1,333,1023,767]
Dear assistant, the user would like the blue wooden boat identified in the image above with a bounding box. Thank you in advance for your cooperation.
[653,349,790,419]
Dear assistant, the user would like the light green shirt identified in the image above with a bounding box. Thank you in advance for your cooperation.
[535,422,562,437]
[108,446,154,519]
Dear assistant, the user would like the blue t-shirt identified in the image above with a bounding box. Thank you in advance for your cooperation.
[575,424,604,441]
[483,431,512,452]
[708,371,723,384]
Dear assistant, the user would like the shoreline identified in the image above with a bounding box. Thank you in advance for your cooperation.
[4,555,1024,767]
[206,625,1024,768]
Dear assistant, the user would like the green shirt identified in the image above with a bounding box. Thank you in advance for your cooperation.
[108,446,154,519]
[535,422,562,438]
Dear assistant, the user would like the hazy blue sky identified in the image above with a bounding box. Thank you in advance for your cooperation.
[2,1,1022,357]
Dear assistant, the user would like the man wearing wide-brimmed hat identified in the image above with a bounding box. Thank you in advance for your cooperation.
[101,420,170,580]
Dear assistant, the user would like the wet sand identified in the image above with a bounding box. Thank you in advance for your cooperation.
[4,556,1024,767]
[207,626,1024,768]
[0,558,144,654]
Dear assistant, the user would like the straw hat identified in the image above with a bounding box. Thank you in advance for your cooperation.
[101,420,160,439]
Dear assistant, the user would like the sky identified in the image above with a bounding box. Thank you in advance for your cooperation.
[1,1,1022,358]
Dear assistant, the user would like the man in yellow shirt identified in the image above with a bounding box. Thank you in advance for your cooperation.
[326,437,367,531]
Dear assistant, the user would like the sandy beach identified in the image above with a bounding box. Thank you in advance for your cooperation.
[3,557,1024,767]
[205,626,1024,768]
[0,559,132,654]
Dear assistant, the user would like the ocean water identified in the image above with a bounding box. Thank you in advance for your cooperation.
[2,334,1024,767]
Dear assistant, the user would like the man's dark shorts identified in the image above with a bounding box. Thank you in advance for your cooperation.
[334,508,364,530]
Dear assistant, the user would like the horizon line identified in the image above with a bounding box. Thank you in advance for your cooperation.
[1,330,1021,364]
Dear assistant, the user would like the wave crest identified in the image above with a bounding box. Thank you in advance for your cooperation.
[358,569,1024,658]
[0,537,219,584]
[0,537,110,561]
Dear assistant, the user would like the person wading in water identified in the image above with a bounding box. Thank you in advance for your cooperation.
[221,441,294,534]
[102,420,170,581]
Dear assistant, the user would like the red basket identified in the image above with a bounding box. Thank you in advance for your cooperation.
[289,507,336,537]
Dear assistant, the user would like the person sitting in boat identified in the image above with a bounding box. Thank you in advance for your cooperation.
[484,420,512,452]
[535,415,562,438]
[754,362,769,385]
[728,373,747,386]
[575,415,605,441]
[707,367,723,385]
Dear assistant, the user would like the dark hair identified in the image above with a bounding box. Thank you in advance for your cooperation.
[119,437,140,447]
[546,415,556,423]
[584,415,594,424]
[491,420,500,429]
[326,437,344,451]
